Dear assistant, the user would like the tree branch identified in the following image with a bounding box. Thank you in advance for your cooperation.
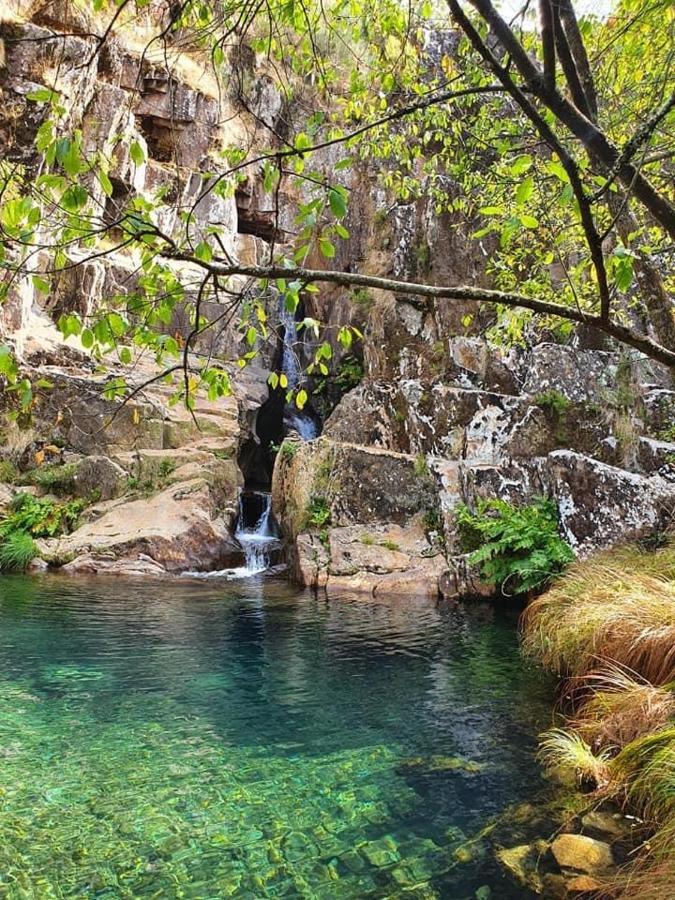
[161,254,675,369]
[446,0,611,321]
[461,0,675,237]
[539,0,556,90]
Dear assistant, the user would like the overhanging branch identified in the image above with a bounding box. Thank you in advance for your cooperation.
[162,254,675,368]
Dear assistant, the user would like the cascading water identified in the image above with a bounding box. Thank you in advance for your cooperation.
[279,298,320,441]
[233,491,279,575]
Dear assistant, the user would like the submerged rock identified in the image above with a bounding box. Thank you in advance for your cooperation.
[550,833,614,875]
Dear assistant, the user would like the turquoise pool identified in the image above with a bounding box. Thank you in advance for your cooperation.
[0,576,553,898]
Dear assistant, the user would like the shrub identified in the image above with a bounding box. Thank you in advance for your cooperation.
[0,530,38,572]
[279,440,298,461]
[456,497,574,595]
[0,492,84,539]
[305,494,331,529]
[533,389,570,417]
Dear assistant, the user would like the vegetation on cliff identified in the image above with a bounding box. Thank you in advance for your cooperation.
[0,0,674,425]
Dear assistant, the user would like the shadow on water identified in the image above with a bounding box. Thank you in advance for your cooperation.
[0,575,554,898]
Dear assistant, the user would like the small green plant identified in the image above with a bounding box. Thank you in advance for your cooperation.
[305,494,331,529]
[360,533,375,546]
[533,389,570,417]
[380,539,400,552]
[0,459,19,483]
[414,238,431,272]
[414,453,431,479]
[157,458,176,479]
[350,288,374,311]
[0,492,84,539]
[334,355,364,394]
[18,462,78,495]
[658,424,675,443]
[0,530,38,572]
[456,497,574,595]
[279,440,299,461]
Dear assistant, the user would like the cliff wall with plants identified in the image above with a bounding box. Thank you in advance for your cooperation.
[0,0,673,587]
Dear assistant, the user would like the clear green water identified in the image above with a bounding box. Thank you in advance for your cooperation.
[0,576,553,899]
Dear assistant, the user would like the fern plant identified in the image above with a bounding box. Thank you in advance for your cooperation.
[456,496,574,595]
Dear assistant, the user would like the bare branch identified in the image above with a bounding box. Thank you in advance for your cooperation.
[162,255,675,369]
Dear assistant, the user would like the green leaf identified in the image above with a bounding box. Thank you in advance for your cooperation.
[520,214,539,229]
[195,241,213,262]
[510,155,532,176]
[329,188,347,219]
[0,345,18,382]
[296,388,308,410]
[516,176,534,205]
[130,141,146,166]
[26,88,56,103]
[80,328,94,349]
[98,170,113,197]
[32,275,50,293]
[319,237,336,258]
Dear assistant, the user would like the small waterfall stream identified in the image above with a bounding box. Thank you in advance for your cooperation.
[234,491,279,575]
[279,299,320,440]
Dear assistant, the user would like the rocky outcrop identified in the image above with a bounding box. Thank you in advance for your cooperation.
[51,477,240,574]
[272,438,444,597]
[279,334,675,598]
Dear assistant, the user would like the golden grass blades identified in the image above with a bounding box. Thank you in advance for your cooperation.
[571,664,675,753]
[521,564,675,684]
[538,728,612,788]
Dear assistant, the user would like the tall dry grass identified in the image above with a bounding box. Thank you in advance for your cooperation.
[525,538,675,899]
[521,542,675,685]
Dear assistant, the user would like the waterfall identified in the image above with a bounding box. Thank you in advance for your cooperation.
[234,491,279,575]
[279,298,320,441]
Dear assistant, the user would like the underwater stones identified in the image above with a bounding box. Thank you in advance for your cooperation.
[550,834,614,876]
[496,843,544,893]
[565,874,605,894]
[548,451,675,556]
[360,836,401,868]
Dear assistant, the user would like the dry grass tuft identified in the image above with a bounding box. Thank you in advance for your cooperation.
[571,664,675,752]
[538,727,612,787]
[521,542,675,684]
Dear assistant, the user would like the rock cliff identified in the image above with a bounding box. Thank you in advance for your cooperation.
[0,3,673,587]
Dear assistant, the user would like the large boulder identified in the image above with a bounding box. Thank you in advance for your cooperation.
[272,438,444,597]
[48,478,241,574]
[548,451,675,556]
